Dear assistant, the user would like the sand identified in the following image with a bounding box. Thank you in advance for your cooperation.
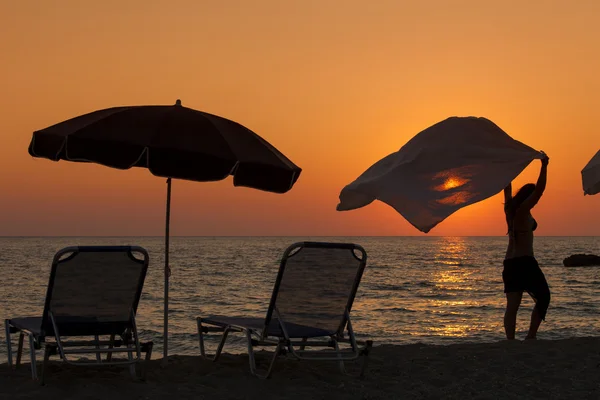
[1,338,599,399]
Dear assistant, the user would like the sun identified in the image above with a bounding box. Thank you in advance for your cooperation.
[433,175,469,192]
[443,177,465,190]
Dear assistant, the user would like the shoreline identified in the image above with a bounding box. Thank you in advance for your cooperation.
[2,337,599,399]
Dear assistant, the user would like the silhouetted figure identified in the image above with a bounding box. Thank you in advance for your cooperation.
[502,154,550,340]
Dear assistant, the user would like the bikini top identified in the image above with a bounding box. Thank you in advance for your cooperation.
[510,216,537,236]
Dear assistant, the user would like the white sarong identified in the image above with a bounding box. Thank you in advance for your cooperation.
[582,150,600,196]
[337,117,543,233]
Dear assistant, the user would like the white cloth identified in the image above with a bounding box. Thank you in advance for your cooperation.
[582,150,600,195]
[336,117,543,233]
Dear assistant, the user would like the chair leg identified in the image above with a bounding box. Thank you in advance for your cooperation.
[246,330,280,379]
[196,318,205,356]
[29,335,38,380]
[145,343,153,362]
[127,343,136,380]
[94,335,102,363]
[197,318,229,362]
[40,345,52,386]
[107,333,115,362]
[359,340,373,378]
[299,337,308,351]
[4,320,13,368]
[213,328,230,362]
[140,342,153,381]
[333,339,346,374]
[16,332,24,368]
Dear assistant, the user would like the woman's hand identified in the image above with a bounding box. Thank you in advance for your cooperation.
[504,183,512,205]
[519,152,549,210]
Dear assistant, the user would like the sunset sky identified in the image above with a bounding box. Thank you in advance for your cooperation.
[1,0,599,236]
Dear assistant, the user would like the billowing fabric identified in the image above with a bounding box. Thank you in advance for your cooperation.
[582,150,600,196]
[337,117,543,233]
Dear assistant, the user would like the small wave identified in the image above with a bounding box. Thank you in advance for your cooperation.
[369,283,410,291]
[368,264,395,269]
[418,293,457,300]
[372,307,417,313]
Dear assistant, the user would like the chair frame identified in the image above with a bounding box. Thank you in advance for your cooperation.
[4,246,153,384]
[197,241,373,379]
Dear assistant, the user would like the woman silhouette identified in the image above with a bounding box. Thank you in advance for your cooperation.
[502,153,551,340]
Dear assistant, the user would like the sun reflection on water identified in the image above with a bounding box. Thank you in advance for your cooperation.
[427,322,491,337]
[423,237,493,338]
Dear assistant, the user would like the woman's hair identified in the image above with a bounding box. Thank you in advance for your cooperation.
[505,183,536,233]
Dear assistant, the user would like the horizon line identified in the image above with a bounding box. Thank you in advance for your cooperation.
[1,235,599,238]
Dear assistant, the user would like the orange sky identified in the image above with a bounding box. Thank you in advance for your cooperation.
[1,1,598,236]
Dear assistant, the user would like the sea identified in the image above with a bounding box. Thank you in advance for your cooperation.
[1,236,599,363]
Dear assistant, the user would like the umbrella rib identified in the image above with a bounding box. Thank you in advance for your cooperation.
[200,113,300,188]
[36,107,133,160]
[57,107,148,167]
[65,106,170,170]
[201,112,238,163]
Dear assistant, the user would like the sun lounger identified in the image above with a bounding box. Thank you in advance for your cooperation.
[197,241,372,378]
[4,246,153,384]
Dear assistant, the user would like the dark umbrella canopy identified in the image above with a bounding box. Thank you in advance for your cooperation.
[28,100,301,364]
[29,100,301,192]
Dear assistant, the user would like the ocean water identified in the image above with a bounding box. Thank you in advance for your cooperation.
[1,236,599,363]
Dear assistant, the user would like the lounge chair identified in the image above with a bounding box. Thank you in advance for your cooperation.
[196,241,372,378]
[4,246,153,384]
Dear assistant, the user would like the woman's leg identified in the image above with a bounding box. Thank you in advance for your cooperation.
[526,307,542,339]
[526,288,551,339]
[504,291,523,339]
[525,262,551,340]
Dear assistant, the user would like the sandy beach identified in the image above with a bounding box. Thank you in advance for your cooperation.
[1,338,599,399]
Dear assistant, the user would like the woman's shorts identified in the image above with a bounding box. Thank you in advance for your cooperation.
[503,256,551,320]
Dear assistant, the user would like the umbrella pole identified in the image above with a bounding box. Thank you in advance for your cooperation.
[162,177,172,366]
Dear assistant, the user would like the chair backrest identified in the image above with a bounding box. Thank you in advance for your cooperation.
[41,246,149,337]
[265,242,367,337]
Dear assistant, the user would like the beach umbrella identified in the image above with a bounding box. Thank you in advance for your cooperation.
[337,117,543,233]
[582,149,600,195]
[28,100,302,363]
